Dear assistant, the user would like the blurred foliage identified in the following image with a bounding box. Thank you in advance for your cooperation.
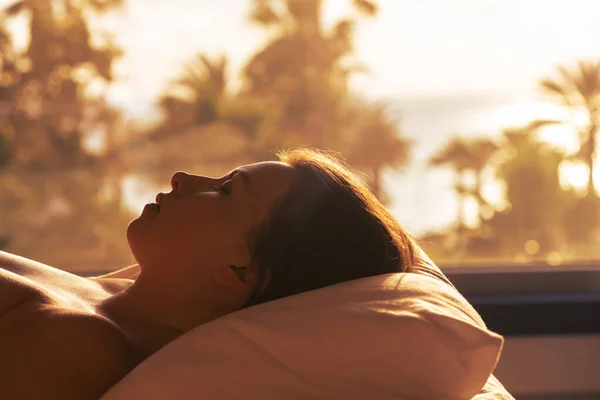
[428,136,498,234]
[425,123,600,264]
[538,60,600,197]
[423,60,600,263]
[1,0,600,270]
[479,128,575,259]
[143,0,411,197]
[0,0,409,271]
[344,102,411,200]
[246,0,411,198]
[0,0,134,270]
[242,0,380,149]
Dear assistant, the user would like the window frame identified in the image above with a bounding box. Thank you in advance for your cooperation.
[443,263,600,336]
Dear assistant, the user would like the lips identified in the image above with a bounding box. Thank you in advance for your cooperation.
[151,193,164,213]
[145,203,160,213]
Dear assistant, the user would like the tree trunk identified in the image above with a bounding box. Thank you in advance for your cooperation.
[455,172,465,230]
[586,124,597,198]
[475,171,484,227]
[454,171,468,255]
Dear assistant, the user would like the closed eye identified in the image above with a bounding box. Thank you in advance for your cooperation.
[214,169,240,195]
[214,180,232,195]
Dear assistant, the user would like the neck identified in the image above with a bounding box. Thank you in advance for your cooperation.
[98,271,227,358]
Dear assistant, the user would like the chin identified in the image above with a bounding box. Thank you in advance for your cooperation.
[126,218,145,261]
[126,216,140,241]
[126,218,163,269]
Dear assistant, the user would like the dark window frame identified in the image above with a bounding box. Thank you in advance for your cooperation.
[444,263,600,336]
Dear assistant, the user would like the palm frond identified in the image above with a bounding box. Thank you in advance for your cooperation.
[2,1,26,16]
[171,53,228,100]
[428,137,470,168]
[541,60,600,108]
[539,78,574,107]
[87,0,125,13]
[573,60,599,101]
[250,0,281,27]
[466,138,499,170]
[346,102,411,170]
[526,119,564,131]
[331,18,354,42]
[353,0,378,16]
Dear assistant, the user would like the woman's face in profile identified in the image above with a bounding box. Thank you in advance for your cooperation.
[127,161,297,285]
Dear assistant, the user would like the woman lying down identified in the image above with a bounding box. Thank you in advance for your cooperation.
[3,149,446,399]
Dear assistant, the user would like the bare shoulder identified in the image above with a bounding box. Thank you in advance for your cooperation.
[0,308,141,400]
[0,250,54,276]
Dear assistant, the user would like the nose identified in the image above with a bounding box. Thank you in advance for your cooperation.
[170,171,189,192]
[170,171,215,195]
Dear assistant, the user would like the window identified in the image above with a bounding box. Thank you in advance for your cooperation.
[1,0,600,272]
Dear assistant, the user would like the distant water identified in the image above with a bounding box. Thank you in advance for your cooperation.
[382,93,564,235]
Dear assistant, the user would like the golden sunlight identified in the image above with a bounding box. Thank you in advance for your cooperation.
[477,100,598,191]
[122,176,166,214]
[559,162,588,191]
[476,100,584,151]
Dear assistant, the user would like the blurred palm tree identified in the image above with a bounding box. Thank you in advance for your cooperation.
[0,0,134,270]
[250,0,378,35]
[539,60,600,197]
[171,53,228,124]
[346,103,411,201]
[244,0,415,200]
[245,0,414,201]
[1,0,123,167]
[160,53,266,142]
[429,137,472,230]
[244,0,378,148]
[490,127,572,257]
[429,136,499,229]
[465,138,499,224]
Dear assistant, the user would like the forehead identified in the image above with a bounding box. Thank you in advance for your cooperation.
[240,161,295,180]
[238,161,297,218]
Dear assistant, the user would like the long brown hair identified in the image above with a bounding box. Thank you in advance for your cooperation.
[244,149,417,307]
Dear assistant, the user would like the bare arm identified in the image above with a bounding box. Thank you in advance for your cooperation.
[0,250,140,281]
[0,312,140,400]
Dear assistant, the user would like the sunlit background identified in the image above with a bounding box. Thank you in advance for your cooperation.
[1,0,600,270]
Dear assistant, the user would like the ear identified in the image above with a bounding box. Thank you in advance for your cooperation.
[212,265,254,293]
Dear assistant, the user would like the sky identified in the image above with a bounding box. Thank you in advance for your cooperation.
[5,0,600,233]
[101,0,600,117]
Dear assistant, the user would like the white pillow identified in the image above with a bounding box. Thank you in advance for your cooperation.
[102,264,503,400]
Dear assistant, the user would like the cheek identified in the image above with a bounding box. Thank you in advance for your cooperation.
[161,205,248,261]
[166,204,232,238]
